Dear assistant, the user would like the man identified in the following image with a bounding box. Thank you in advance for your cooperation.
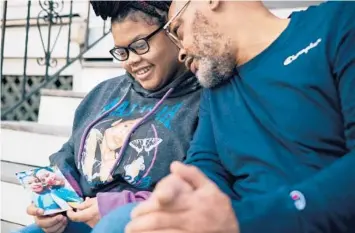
[124,0,355,233]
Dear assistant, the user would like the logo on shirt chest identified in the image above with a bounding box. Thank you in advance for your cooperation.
[284,38,322,66]
[290,190,306,211]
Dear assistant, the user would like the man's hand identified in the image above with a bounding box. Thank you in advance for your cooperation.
[27,204,67,233]
[125,162,239,233]
[67,197,100,228]
[130,170,194,219]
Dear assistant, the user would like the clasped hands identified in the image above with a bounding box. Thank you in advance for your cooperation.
[125,162,240,233]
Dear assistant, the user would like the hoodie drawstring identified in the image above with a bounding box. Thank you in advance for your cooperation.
[109,88,174,176]
[77,84,132,169]
[77,85,174,181]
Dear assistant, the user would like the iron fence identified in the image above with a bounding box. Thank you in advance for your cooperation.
[1,0,110,120]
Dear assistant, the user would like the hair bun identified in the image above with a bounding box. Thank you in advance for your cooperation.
[91,1,131,20]
[90,1,172,22]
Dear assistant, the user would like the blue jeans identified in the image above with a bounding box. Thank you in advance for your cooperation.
[17,220,91,233]
[92,203,137,233]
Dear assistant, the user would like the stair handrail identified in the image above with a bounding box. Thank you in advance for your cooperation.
[1,0,111,119]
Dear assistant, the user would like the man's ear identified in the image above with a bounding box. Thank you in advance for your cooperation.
[209,0,221,11]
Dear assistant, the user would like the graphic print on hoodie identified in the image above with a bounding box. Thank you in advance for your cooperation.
[76,72,201,192]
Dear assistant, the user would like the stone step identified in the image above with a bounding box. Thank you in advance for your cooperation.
[3,24,83,59]
[0,121,71,227]
[73,60,125,92]
[2,1,89,22]
[38,89,85,126]
[1,220,25,233]
[0,161,37,227]
[2,58,81,76]
[1,160,36,185]
[1,182,34,226]
[1,121,70,167]
[83,27,113,59]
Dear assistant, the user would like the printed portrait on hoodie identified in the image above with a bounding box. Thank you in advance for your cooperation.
[82,118,143,183]
[80,99,185,189]
[73,73,200,194]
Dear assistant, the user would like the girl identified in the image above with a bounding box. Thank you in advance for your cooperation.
[21,1,201,233]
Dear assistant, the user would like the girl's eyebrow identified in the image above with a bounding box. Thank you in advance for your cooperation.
[114,33,148,48]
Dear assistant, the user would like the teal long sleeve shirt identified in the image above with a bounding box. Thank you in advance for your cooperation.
[186,2,355,232]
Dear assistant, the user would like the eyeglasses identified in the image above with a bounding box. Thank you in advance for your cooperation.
[109,26,164,61]
[163,0,191,49]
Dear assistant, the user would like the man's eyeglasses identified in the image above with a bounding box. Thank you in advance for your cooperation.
[109,25,163,61]
[163,0,191,49]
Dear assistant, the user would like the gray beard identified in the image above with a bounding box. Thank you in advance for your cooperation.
[196,55,235,88]
[191,12,236,88]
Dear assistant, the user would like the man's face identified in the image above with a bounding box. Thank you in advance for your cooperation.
[36,169,56,186]
[169,1,235,88]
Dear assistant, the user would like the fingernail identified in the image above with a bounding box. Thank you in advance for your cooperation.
[36,209,43,215]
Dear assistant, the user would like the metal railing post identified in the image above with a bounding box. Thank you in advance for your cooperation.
[22,0,31,98]
[66,0,73,63]
[0,0,8,80]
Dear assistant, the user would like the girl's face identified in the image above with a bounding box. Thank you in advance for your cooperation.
[111,16,186,91]
[27,177,43,193]
[36,169,56,186]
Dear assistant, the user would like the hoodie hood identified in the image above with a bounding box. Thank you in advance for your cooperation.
[50,68,202,197]
[126,71,201,98]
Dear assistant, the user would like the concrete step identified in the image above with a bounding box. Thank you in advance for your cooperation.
[2,1,109,59]
[83,27,113,59]
[38,89,85,126]
[0,161,35,227]
[1,121,70,167]
[2,58,81,76]
[3,24,83,59]
[1,220,25,233]
[0,119,72,227]
[1,161,37,227]
[1,121,69,226]
[2,1,89,22]
[1,181,34,226]
[73,60,126,92]
[1,160,37,184]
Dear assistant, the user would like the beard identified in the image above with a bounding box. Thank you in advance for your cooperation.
[190,11,236,88]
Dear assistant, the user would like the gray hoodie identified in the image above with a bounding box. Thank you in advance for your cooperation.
[49,71,201,217]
